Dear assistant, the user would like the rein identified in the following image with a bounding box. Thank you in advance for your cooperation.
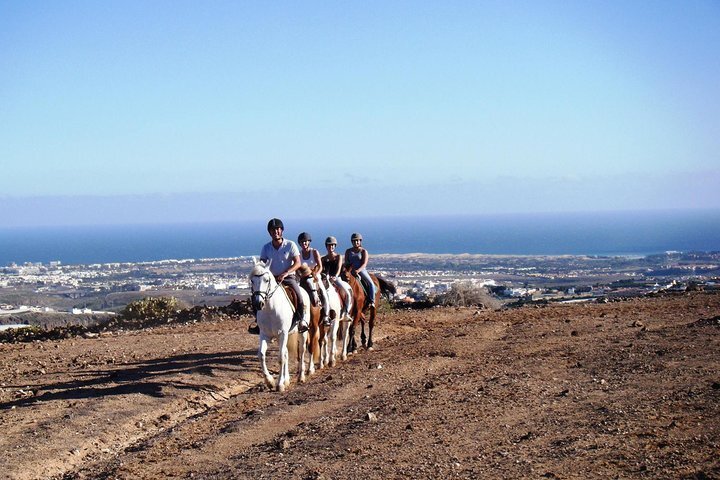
[251,272,282,302]
[251,270,296,312]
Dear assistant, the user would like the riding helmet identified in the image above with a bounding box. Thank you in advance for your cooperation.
[351,233,363,242]
[325,236,337,245]
[267,218,284,231]
[298,232,312,243]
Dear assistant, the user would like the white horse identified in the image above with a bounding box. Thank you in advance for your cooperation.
[249,259,310,392]
[321,274,353,365]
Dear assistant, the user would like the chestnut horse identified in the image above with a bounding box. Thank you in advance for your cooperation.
[297,272,323,375]
[341,265,395,353]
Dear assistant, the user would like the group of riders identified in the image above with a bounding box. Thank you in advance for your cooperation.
[249,217,378,334]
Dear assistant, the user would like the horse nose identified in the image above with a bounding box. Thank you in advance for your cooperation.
[252,296,264,311]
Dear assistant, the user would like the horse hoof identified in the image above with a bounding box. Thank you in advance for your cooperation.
[367,346,374,351]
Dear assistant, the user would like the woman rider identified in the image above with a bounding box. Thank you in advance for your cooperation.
[297,232,331,326]
[343,232,377,307]
[321,236,353,317]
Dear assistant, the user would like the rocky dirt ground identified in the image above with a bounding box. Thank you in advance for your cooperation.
[0,292,718,479]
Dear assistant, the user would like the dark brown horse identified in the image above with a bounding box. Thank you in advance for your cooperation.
[341,265,395,353]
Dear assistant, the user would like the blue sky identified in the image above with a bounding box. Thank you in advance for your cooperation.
[1,0,719,226]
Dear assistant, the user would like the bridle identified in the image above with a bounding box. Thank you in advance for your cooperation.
[251,270,281,303]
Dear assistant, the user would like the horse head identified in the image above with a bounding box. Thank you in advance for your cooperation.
[297,264,320,306]
[319,272,331,290]
[249,258,276,311]
[340,264,353,283]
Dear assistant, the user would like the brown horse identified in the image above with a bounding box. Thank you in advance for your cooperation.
[298,272,322,375]
[341,265,395,353]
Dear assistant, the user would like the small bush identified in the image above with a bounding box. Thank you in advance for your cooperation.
[436,282,503,310]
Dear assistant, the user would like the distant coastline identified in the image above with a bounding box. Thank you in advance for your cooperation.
[1,210,719,266]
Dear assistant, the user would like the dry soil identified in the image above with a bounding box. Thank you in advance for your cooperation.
[1,292,718,479]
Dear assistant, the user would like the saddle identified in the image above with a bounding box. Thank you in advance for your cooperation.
[297,266,319,307]
[322,274,349,314]
[357,274,373,301]
[283,285,301,313]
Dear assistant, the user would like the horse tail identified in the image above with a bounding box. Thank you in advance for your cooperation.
[311,325,320,363]
[376,274,396,299]
[287,331,299,359]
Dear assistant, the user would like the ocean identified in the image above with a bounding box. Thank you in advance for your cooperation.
[1,210,719,266]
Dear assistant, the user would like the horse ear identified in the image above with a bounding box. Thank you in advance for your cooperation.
[266,258,273,270]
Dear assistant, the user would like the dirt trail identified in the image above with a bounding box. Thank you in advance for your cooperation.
[1,293,719,479]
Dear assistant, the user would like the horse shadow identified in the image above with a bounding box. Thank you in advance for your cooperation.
[0,348,258,411]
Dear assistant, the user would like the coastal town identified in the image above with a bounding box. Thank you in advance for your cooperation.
[1,251,719,327]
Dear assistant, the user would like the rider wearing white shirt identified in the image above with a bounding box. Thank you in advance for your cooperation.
[297,232,331,326]
[252,218,307,333]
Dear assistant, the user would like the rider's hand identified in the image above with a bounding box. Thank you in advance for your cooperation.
[276,273,285,282]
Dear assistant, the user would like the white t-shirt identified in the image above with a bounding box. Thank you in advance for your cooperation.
[260,239,300,277]
[301,248,320,270]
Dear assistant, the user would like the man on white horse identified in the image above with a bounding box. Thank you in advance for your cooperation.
[249,218,308,334]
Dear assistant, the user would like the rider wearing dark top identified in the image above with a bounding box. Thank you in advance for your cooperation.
[322,236,353,316]
[344,232,377,307]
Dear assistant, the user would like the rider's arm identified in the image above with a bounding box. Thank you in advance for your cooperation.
[358,248,369,271]
[277,254,301,282]
[312,249,323,276]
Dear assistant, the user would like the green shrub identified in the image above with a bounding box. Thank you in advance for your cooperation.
[121,297,185,321]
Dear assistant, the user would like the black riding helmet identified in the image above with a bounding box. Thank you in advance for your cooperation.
[298,232,312,243]
[267,218,284,232]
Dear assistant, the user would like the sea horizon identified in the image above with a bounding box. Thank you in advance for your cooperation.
[1,209,719,266]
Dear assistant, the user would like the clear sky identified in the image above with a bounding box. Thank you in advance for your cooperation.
[1,0,719,226]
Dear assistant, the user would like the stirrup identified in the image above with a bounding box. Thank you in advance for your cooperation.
[248,323,260,335]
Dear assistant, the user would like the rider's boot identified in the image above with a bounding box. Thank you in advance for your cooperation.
[322,310,331,326]
[291,310,308,333]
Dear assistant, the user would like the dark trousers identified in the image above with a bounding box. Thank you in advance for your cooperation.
[282,276,305,318]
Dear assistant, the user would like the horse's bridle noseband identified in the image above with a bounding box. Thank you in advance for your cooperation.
[251,271,281,303]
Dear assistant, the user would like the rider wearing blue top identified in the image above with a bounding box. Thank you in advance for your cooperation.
[344,232,377,307]
[253,218,307,333]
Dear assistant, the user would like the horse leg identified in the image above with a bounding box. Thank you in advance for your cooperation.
[276,332,290,392]
[360,310,368,348]
[329,320,338,367]
[319,329,327,368]
[307,328,316,377]
[259,335,276,390]
[339,320,350,361]
[297,331,307,383]
[366,305,376,351]
[348,322,358,354]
